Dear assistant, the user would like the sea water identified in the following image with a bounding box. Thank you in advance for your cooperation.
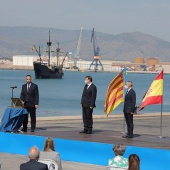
[0,70,169,117]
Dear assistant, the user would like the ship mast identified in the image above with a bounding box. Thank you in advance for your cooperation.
[47,31,52,67]
[56,42,60,66]
[38,45,41,62]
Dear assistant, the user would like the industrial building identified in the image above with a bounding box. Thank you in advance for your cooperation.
[12,55,170,73]
[13,55,67,67]
[13,55,39,66]
[13,55,128,71]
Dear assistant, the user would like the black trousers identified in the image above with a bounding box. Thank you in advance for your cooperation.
[124,112,134,136]
[82,107,93,131]
[23,107,36,130]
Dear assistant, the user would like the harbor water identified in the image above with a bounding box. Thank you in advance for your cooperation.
[0,70,169,118]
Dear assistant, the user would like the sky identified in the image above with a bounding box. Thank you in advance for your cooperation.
[1,0,170,41]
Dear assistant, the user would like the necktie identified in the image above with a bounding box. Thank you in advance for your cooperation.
[126,90,129,95]
[27,84,30,92]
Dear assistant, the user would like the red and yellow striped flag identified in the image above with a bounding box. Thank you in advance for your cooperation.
[104,70,124,115]
[139,70,164,111]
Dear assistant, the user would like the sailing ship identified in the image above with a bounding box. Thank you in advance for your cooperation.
[32,31,67,79]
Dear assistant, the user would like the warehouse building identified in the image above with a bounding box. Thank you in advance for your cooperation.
[13,55,39,66]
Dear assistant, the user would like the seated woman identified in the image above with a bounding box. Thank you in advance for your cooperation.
[128,154,140,170]
[108,143,128,169]
[40,137,62,170]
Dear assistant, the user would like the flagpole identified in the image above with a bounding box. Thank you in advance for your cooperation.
[159,69,164,139]
[121,67,127,134]
[159,103,163,138]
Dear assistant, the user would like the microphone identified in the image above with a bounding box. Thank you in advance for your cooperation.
[10,86,17,89]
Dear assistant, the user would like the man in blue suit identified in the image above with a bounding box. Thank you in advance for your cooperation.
[122,81,136,138]
[20,75,39,132]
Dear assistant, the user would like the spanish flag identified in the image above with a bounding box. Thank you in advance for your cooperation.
[139,70,164,111]
[31,45,35,51]
[104,69,125,115]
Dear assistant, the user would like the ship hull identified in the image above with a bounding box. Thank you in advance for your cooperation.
[33,62,64,79]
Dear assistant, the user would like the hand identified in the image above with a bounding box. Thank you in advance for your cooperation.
[80,104,83,107]
[90,107,93,109]
[35,105,39,109]
[131,112,134,115]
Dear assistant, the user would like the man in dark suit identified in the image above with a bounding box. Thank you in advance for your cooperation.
[80,76,97,134]
[122,81,136,138]
[20,75,39,132]
[20,146,48,170]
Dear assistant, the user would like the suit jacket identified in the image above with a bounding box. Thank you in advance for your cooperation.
[20,82,39,107]
[81,83,97,108]
[20,159,48,170]
[40,151,62,170]
[123,88,136,113]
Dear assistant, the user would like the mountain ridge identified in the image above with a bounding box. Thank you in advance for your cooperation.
[0,26,170,61]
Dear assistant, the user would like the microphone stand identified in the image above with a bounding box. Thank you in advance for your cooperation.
[10,86,17,107]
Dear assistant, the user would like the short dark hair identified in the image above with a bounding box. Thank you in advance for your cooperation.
[127,81,133,87]
[85,76,93,82]
[26,75,32,78]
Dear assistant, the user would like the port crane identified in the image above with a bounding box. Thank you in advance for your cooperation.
[74,28,83,67]
[89,28,104,72]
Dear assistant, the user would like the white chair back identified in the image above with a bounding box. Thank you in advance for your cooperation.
[38,159,58,170]
[106,166,127,170]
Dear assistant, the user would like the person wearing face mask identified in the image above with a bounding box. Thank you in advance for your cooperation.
[122,81,136,138]
[80,76,97,134]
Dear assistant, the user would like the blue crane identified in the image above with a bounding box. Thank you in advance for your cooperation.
[89,28,104,72]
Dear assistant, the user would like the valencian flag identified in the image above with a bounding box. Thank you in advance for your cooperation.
[139,70,164,111]
[104,68,126,116]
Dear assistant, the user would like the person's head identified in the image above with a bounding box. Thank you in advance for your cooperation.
[128,154,140,170]
[26,75,32,84]
[113,143,126,156]
[85,76,93,85]
[43,137,55,152]
[28,146,40,161]
[125,81,133,89]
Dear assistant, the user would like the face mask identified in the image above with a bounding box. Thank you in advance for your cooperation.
[124,85,128,89]
[84,80,87,84]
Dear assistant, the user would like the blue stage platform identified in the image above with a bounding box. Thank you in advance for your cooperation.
[0,132,169,170]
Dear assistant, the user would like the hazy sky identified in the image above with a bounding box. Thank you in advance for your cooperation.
[1,0,170,41]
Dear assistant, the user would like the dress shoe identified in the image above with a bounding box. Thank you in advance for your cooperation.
[122,134,133,138]
[86,130,92,134]
[79,129,88,133]
[31,129,35,132]
[122,134,128,138]
[127,135,133,138]
[21,128,27,132]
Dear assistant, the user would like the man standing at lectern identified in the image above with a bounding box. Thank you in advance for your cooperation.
[20,75,39,132]
[80,76,97,134]
[122,81,136,138]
